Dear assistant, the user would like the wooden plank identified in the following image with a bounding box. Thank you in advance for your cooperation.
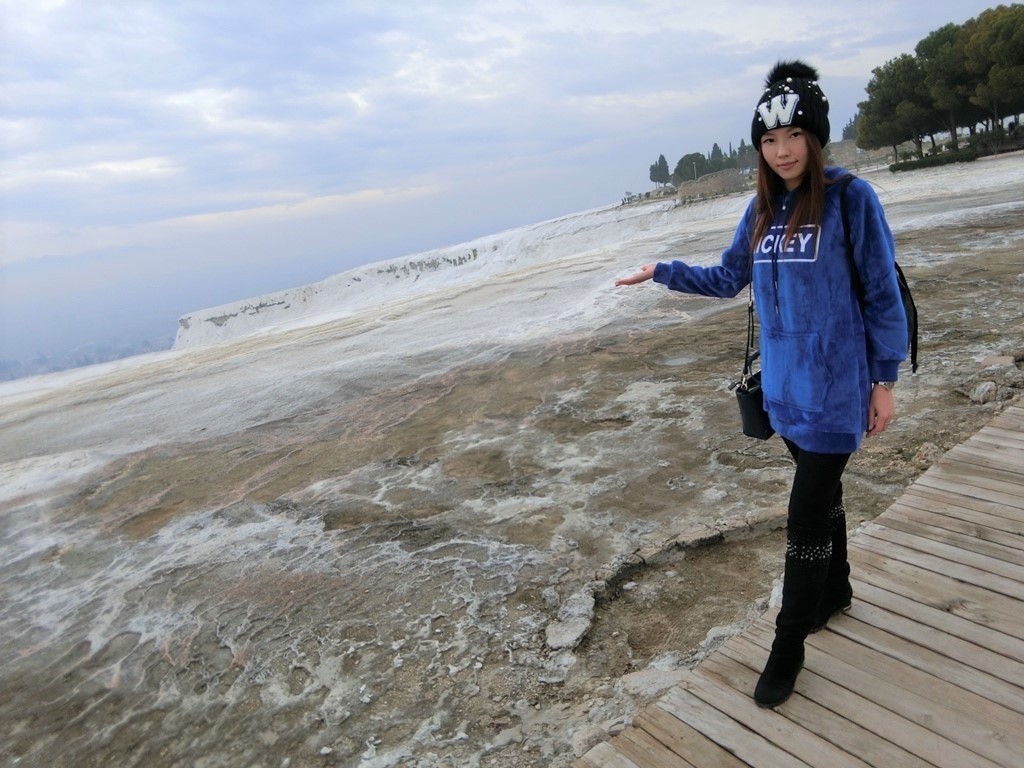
[958,439,1024,466]
[883,502,1024,555]
[850,529,1024,599]
[723,633,997,768]
[849,545,1024,637]
[979,412,1024,436]
[575,753,604,768]
[901,483,1024,532]
[851,536,1024,614]
[849,577,1024,665]
[921,471,1024,509]
[658,685,814,768]
[858,522,1024,584]
[940,458,1024,486]
[698,651,935,768]
[916,471,1024,511]
[988,406,1024,430]
[713,630,772,673]
[576,741,644,768]
[744,623,1013,767]
[944,442,1024,473]
[927,458,1024,494]
[908,462,1024,505]
[827,612,1024,715]
[955,423,1024,455]
[989,422,1024,439]
[946,458,1024,480]
[962,428,1024,444]
[968,427,1024,451]
[878,509,1024,562]
[677,669,873,768]
[843,589,1024,690]
[963,425,1024,447]
[942,430,1024,454]
[899,486,1024,532]
[970,421,1024,438]
[797,628,1024,767]
[632,705,745,768]
[613,727,698,768]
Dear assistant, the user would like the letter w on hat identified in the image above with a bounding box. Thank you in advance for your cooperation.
[757,93,801,131]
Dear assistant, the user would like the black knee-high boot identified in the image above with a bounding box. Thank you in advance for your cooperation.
[810,500,853,633]
[754,525,831,707]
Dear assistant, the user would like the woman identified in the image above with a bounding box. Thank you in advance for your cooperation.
[616,60,908,707]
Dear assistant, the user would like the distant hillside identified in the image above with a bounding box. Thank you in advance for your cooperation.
[828,139,896,170]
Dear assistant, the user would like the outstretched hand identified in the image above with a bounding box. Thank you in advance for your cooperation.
[615,264,655,286]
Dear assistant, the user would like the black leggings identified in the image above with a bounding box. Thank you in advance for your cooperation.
[783,438,850,535]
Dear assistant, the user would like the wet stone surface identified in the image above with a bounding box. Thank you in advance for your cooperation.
[1,158,1023,767]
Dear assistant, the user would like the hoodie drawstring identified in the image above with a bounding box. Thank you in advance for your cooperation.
[771,191,792,314]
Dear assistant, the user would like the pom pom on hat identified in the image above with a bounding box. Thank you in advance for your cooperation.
[751,59,830,148]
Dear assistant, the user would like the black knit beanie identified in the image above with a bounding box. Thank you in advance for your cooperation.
[751,60,830,148]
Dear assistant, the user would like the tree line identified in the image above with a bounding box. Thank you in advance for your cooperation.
[857,3,1024,160]
[648,137,760,188]
[648,4,1023,187]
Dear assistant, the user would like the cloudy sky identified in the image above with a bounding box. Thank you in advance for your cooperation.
[0,0,1001,368]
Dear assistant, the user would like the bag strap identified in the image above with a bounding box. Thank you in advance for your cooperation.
[839,175,918,372]
[741,248,758,383]
[838,175,861,295]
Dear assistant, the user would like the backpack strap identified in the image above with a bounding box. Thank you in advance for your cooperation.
[838,175,918,373]
[895,262,918,372]
[838,175,860,294]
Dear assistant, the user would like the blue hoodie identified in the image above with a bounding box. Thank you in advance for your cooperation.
[653,168,908,453]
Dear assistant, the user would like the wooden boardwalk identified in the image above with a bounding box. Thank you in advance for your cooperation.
[577,405,1024,768]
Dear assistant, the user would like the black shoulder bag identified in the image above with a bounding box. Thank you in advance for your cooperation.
[732,250,775,439]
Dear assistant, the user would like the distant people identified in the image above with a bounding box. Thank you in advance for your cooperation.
[615,61,907,707]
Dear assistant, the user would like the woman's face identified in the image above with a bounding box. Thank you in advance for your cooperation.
[760,127,809,190]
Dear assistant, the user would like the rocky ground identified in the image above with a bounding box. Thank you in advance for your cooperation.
[464,225,1024,766]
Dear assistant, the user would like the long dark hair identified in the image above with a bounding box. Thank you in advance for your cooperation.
[749,132,831,253]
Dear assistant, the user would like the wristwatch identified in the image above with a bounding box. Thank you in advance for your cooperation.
[872,381,896,391]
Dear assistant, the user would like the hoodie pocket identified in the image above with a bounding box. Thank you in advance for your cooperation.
[762,330,828,413]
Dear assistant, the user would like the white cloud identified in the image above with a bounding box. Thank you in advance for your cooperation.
[0,182,440,268]
[159,87,294,136]
[0,117,43,150]
[1,156,178,190]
